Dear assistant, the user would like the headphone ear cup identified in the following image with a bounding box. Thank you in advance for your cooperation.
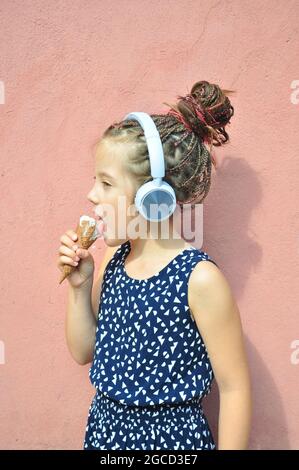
[123,112,178,221]
[136,185,176,222]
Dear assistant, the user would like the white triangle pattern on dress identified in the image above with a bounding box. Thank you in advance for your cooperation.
[89,240,217,407]
[84,240,218,450]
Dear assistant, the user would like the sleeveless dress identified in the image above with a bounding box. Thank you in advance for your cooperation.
[83,239,219,450]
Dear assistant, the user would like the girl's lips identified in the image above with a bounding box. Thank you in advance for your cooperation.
[96,217,106,233]
[94,213,104,222]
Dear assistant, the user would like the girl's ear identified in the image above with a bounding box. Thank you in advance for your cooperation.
[131,203,139,217]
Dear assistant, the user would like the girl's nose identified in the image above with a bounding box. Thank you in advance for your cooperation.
[87,189,98,205]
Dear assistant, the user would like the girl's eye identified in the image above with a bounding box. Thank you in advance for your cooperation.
[93,177,111,187]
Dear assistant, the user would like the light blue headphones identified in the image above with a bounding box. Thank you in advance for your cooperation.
[123,112,177,222]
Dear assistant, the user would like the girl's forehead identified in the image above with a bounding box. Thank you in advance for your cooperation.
[96,137,124,155]
[94,138,137,190]
[95,158,124,181]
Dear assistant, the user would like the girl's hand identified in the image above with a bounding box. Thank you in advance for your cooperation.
[57,230,95,288]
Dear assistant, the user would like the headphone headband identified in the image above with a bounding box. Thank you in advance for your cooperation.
[122,111,176,222]
[123,112,165,179]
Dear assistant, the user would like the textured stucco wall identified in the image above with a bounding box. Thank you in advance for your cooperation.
[0,0,299,450]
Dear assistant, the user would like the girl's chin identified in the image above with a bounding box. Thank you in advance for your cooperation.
[102,225,109,238]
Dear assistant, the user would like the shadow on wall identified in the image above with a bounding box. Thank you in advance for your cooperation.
[197,154,263,295]
[198,155,288,450]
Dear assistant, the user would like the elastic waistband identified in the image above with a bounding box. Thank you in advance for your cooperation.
[94,390,203,411]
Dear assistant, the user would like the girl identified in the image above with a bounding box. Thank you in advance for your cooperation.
[58,80,252,450]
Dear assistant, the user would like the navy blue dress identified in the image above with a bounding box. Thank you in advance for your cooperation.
[83,239,218,450]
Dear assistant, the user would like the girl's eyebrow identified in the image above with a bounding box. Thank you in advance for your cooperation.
[97,171,116,181]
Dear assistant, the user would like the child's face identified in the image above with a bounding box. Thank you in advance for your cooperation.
[87,138,141,246]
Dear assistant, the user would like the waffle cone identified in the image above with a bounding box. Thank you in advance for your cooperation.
[59,218,99,285]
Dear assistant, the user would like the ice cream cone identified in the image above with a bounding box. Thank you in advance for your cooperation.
[59,215,101,285]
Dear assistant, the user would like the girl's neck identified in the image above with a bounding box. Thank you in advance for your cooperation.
[128,219,190,260]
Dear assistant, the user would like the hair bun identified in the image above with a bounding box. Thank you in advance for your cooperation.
[173,80,235,147]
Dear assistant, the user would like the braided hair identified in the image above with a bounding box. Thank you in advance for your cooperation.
[100,80,235,207]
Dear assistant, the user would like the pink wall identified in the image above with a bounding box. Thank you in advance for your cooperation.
[1,0,299,450]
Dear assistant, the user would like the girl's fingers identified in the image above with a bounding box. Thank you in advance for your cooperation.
[60,234,76,249]
[76,248,88,258]
[57,231,81,270]
[59,245,80,261]
[58,255,79,267]
[66,230,78,242]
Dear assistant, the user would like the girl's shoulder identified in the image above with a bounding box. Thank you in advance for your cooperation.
[188,255,223,313]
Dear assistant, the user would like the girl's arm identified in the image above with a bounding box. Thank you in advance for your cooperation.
[189,262,252,450]
[66,245,121,365]
[66,280,96,365]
